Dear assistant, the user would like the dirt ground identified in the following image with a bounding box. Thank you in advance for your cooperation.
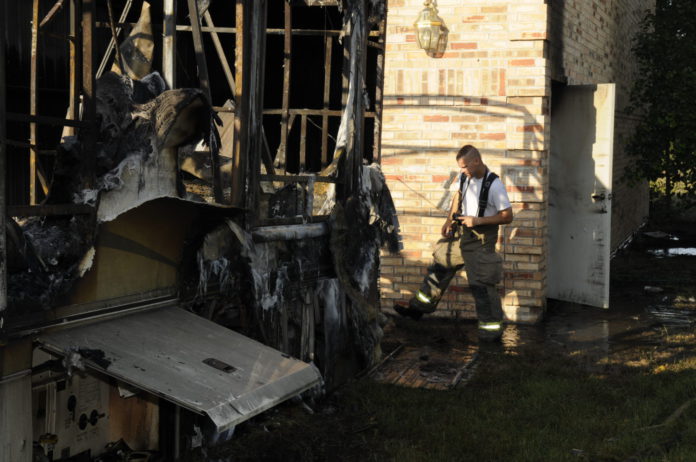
[182,220,696,462]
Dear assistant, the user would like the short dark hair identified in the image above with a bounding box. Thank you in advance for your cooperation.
[456,145,480,161]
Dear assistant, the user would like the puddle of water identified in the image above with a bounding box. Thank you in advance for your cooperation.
[644,231,680,241]
[648,247,696,257]
[500,298,696,356]
[647,305,696,326]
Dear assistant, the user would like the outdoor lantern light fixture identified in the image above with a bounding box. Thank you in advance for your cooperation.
[414,0,448,57]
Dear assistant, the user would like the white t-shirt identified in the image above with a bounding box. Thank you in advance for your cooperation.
[450,172,511,217]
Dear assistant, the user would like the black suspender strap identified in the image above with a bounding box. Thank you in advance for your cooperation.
[459,169,500,217]
[477,170,499,217]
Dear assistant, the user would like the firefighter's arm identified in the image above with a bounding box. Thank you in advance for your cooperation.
[441,190,461,237]
[458,207,513,227]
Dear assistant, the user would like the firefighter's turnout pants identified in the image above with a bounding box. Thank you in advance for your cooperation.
[410,224,504,335]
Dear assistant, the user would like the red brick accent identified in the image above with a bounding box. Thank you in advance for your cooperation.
[405,34,416,43]
[424,115,449,122]
[499,69,507,96]
[510,59,535,67]
[451,42,478,50]
[464,15,485,22]
[480,132,505,140]
[431,175,450,182]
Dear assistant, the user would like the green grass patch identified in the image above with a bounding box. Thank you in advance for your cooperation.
[194,338,696,462]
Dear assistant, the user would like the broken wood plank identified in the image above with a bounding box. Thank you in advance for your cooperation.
[362,343,403,378]
[39,0,65,28]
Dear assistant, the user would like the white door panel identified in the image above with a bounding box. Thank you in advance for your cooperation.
[548,84,615,308]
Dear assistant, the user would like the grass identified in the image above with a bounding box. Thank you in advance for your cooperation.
[192,330,696,462]
[338,341,696,462]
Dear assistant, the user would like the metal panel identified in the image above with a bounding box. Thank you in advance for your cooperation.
[548,84,616,308]
[0,372,33,462]
[37,307,321,431]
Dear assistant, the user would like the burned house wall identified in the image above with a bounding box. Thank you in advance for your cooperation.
[548,0,652,249]
[2,1,394,458]
[381,0,550,323]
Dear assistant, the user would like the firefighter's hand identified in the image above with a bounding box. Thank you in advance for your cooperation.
[458,215,479,228]
[441,220,454,238]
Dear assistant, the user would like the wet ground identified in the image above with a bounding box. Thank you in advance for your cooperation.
[371,221,696,384]
[184,221,696,462]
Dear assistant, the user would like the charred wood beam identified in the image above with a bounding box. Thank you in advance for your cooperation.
[300,115,307,172]
[373,16,387,165]
[95,0,132,79]
[0,4,7,321]
[203,11,234,97]
[340,1,369,199]
[186,0,211,101]
[203,15,275,177]
[233,0,267,218]
[293,0,339,6]
[106,0,126,73]
[321,35,332,167]
[259,174,338,184]
[247,0,268,222]
[7,204,94,217]
[232,0,248,208]
[7,113,85,128]
[103,21,383,38]
[4,140,56,155]
[66,0,81,138]
[255,216,330,227]
[275,2,292,174]
[187,0,223,203]
[251,222,330,242]
[81,0,96,189]
[30,0,40,204]
[162,0,176,88]
[263,108,376,117]
[39,0,65,28]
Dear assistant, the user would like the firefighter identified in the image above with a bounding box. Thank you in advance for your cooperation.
[394,145,513,341]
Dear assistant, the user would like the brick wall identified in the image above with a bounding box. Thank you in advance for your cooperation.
[548,0,653,248]
[381,0,550,323]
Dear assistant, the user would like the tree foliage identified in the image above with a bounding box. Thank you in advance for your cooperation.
[625,0,696,208]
